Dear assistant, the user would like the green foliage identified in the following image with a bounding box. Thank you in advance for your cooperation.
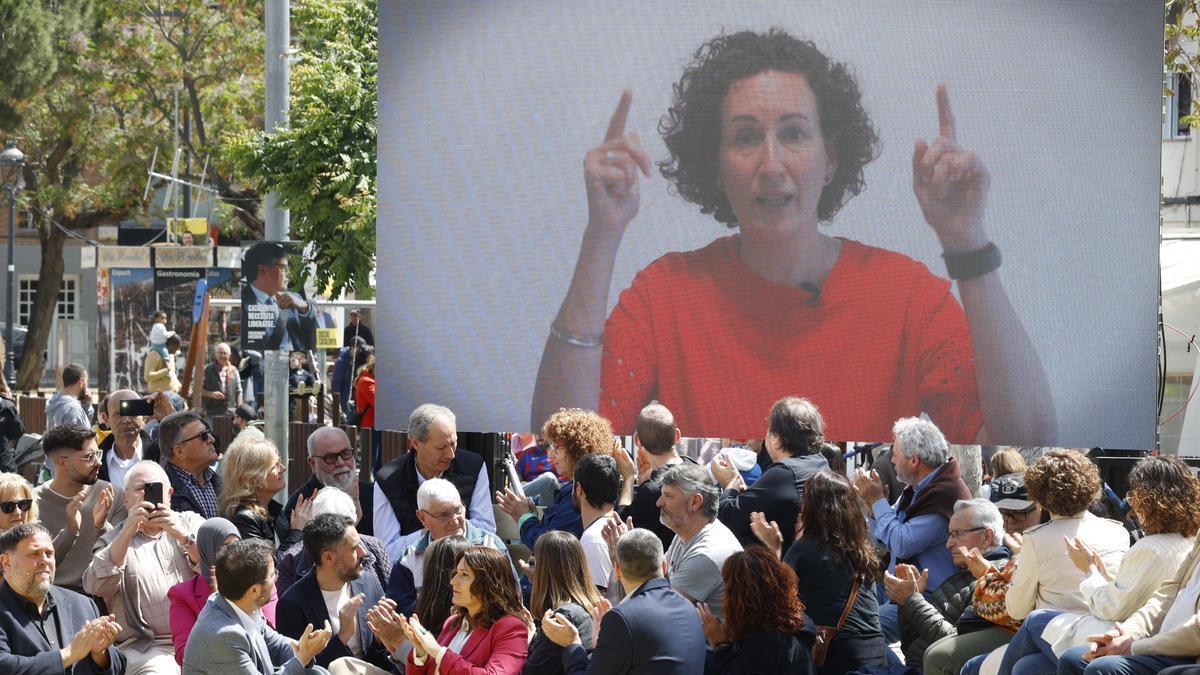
[5,0,266,387]
[225,0,377,299]
[0,0,93,130]
[13,0,265,220]
[1168,1,1200,135]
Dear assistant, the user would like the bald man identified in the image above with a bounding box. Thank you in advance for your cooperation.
[97,390,162,490]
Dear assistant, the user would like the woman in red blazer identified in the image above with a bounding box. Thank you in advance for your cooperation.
[404,546,532,675]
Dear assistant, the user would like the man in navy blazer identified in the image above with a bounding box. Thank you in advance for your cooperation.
[0,522,124,674]
[277,514,394,671]
[543,528,706,674]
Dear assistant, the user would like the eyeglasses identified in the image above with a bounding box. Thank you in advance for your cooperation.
[177,428,214,446]
[0,499,33,514]
[316,449,354,466]
[76,452,102,464]
[421,505,465,521]
[999,505,1037,519]
[947,526,988,540]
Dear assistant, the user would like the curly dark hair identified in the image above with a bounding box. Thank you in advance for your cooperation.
[452,546,532,631]
[659,29,879,226]
[799,470,878,581]
[542,408,614,477]
[722,547,806,643]
[1023,449,1101,517]
[1127,455,1200,537]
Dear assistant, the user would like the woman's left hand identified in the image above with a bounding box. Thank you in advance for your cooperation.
[696,603,728,646]
[494,487,536,521]
[406,614,442,658]
[1064,535,1099,575]
[913,84,990,253]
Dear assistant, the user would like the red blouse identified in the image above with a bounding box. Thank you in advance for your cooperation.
[599,235,982,443]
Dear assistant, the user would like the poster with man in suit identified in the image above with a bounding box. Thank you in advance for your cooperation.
[240,242,317,354]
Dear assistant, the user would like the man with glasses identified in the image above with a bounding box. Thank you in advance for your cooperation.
[85,460,203,674]
[160,410,221,518]
[184,538,332,674]
[33,424,124,594]
[885,498,1011,671]
[988,472,1045,546]
[372,404,494,561]
[278,427,374,538]
[384,478,510,616]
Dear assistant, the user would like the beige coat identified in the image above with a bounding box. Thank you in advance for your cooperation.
[1005,511,1130,620]
[1126,536,1200,657]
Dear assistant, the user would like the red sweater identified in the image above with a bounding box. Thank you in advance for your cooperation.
[599,235,982,442]
[355,370,376,428]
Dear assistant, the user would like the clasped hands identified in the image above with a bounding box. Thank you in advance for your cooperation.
[883,563,929,604]
[1083,622,1134,661]
[364,598,443,661]
[62,614,121,668]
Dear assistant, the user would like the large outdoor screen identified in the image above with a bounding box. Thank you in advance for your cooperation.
[378,1,1163,448]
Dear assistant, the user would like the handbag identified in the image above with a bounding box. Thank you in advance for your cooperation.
[346,402,372,426]
[812,578,860,668]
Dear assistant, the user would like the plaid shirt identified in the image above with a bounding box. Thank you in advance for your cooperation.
[166,461,220,519]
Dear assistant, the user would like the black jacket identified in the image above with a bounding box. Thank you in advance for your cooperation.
[97,429,159,485]
[231,501,302,553]
[0,580,126,674]
[277,474,374,537]
[711,623,817,675]
[375,449,484,537]
[719,453,829,547]
[524,603,593,675]
[275,568,392,671]
[898,546,1011,669]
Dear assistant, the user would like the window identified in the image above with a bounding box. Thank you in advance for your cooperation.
[1165,72,1193,139]
[18,275,78,326]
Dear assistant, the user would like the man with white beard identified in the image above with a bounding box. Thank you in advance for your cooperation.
[278,427,375,536]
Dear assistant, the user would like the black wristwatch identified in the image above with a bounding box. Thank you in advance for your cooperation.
[943,242,1001,280]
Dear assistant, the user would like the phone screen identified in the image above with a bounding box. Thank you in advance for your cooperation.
[119,399,156,417]
[142,481,164,506]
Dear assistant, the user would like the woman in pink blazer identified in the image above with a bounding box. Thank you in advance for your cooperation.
[168,517,279,664]
[404,546,532,675]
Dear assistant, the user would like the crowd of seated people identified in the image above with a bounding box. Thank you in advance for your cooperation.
[0,382,1197,675]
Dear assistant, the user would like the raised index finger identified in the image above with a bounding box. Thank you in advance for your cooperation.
[605,89,633,142]
[936,83,955,141]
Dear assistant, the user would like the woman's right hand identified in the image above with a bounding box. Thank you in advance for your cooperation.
[584,90,651,239]
[749,511,783,558]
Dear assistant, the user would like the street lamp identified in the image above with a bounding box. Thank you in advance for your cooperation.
[0,141,25,384]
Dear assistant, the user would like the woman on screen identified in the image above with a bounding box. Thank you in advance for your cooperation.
[530,28,1055,444]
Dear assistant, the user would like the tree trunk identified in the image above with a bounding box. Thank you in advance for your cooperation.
[15,220,64,390]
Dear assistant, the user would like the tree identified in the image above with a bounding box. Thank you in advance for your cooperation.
[225,0,377,299]
[1168,1,1200,130]
[0,0,93,131]
[7,0,265,388]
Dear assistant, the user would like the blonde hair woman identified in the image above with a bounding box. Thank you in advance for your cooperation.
[0,472,37,529]
[218,439,299,549]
